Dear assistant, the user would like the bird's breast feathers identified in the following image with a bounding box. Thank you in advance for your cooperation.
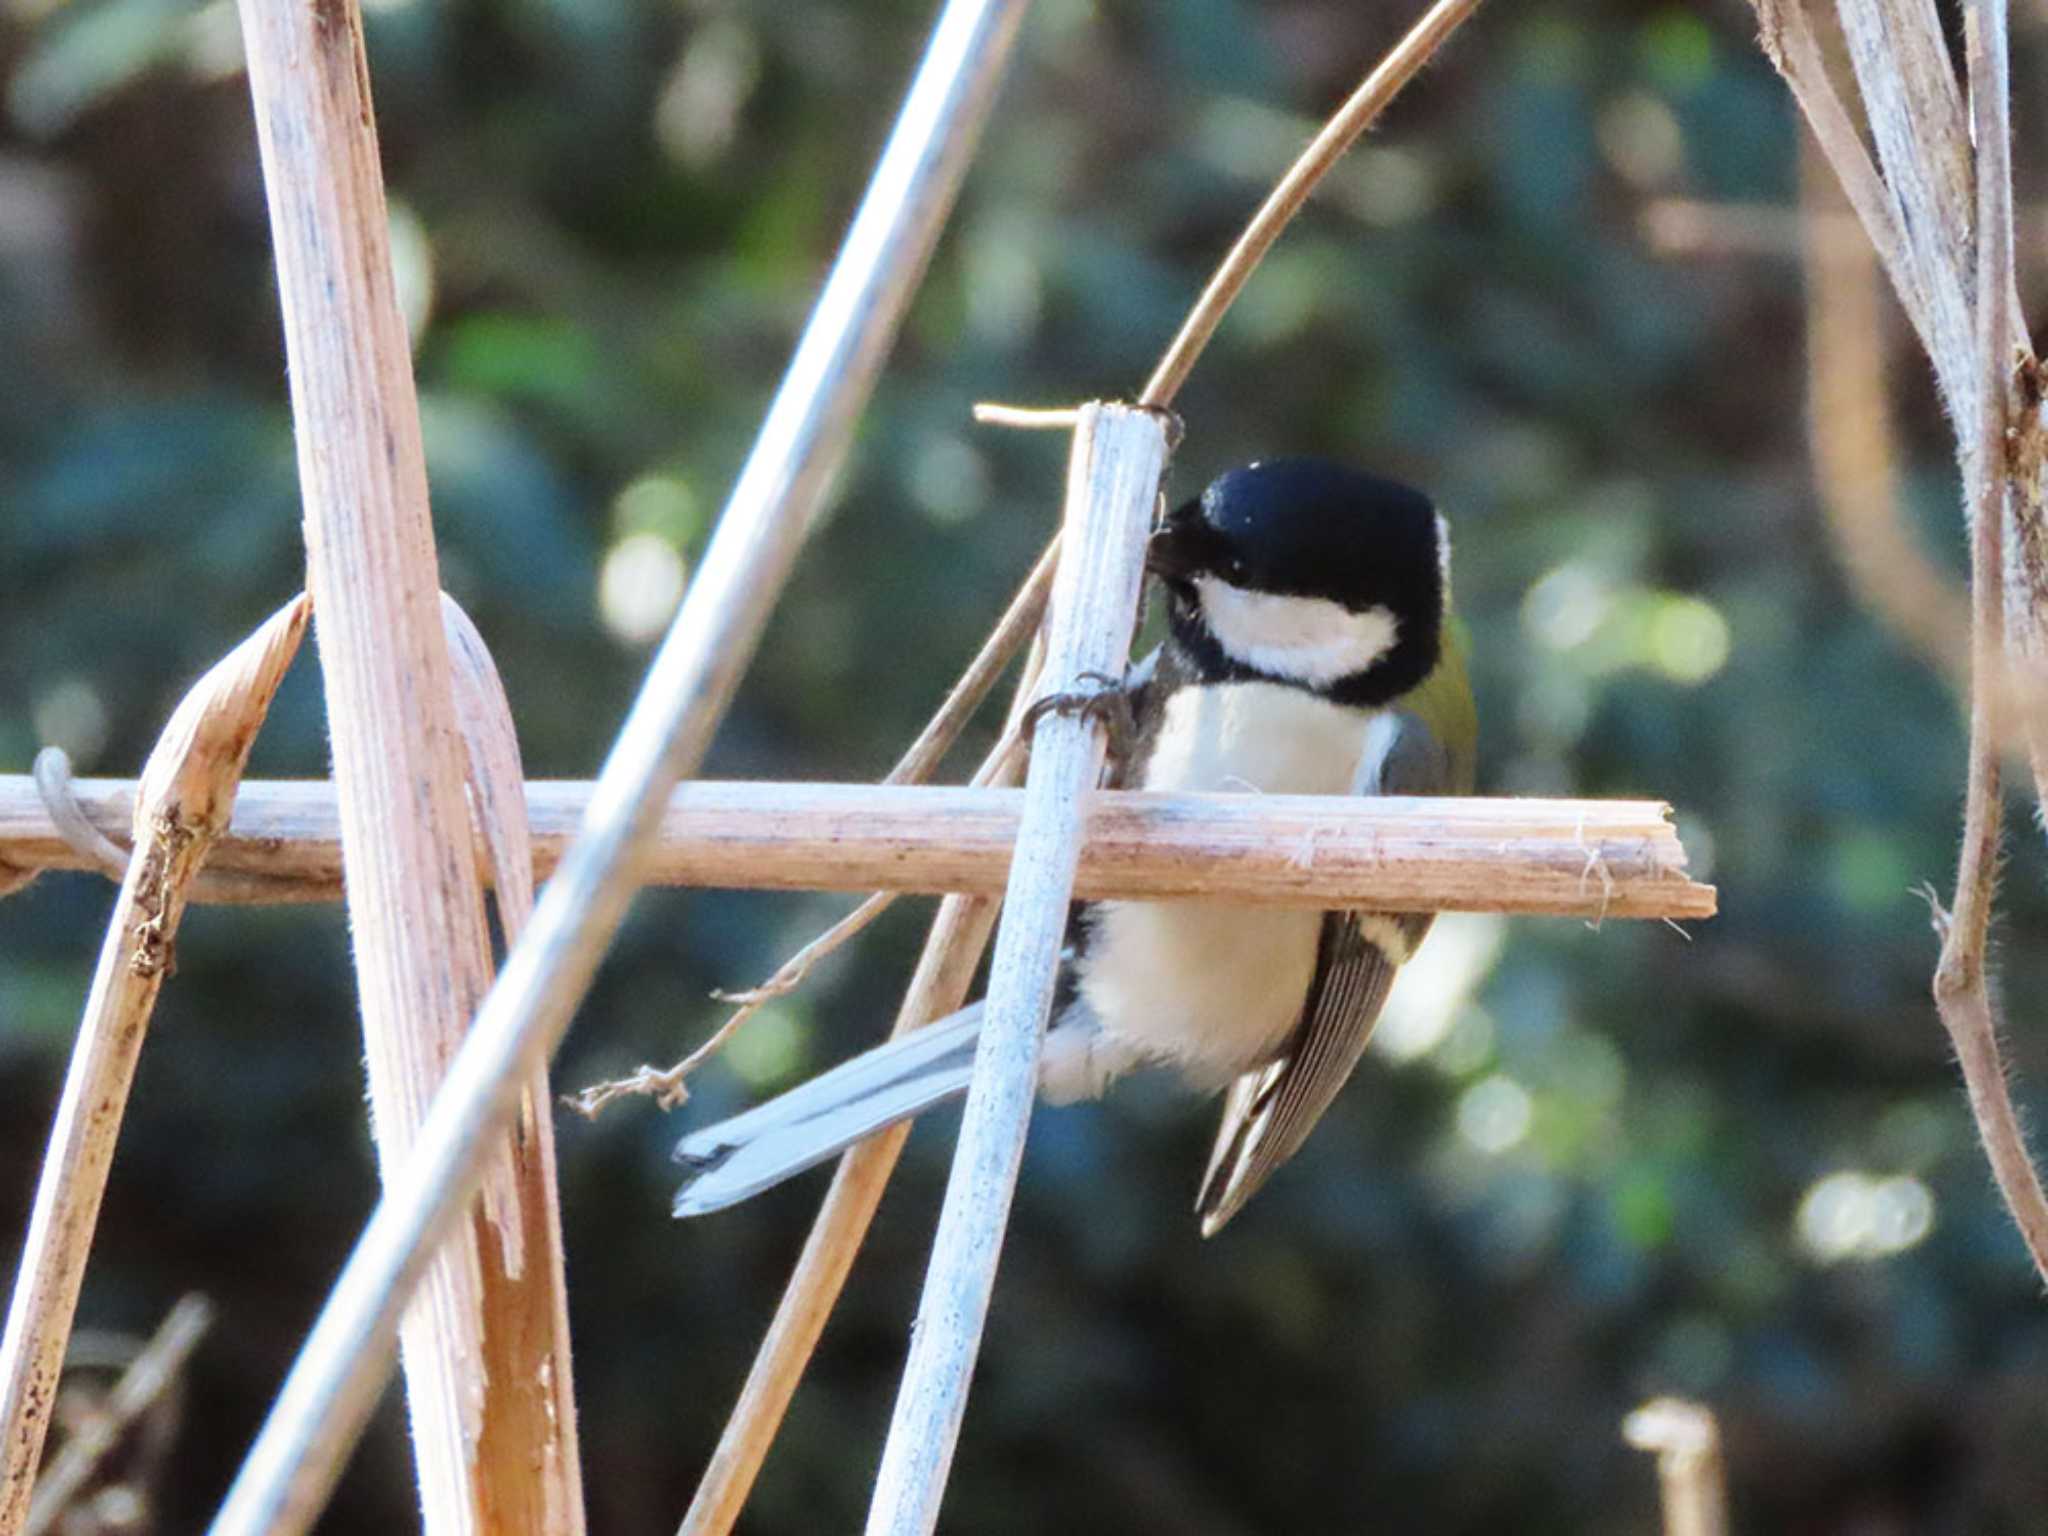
[1075,680,1388,1089]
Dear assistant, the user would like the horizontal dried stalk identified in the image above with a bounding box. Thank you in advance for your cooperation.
[1,776,1712,920]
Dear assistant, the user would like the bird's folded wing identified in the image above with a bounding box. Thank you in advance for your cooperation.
[1194,708,1451,1235]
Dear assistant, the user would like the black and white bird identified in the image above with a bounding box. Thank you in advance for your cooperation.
[674,457,1477,1234]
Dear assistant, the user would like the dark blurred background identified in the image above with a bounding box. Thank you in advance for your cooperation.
[6,0,2048,1531]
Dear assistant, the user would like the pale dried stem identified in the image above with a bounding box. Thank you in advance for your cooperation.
[25,1294,214,1536]
[232,0,566,1523]
[675,663,1040,1536]
[208,3,1035,1529]
[866,403,1168,1536]
[0,598,307,1536]
[441,596,585,1530]
[0,776,1713,919]
[1623,1398,1729,1536]
[1751,0,1936,364]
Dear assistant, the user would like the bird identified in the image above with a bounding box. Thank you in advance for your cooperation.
[673,457,1477,1235]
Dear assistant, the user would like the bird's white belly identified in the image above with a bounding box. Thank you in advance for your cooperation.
[1076,682,1376,1089]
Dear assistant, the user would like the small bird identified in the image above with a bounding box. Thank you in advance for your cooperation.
[675,457,1476,1234]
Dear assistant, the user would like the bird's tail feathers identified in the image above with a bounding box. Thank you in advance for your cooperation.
[672,1002,985,1217]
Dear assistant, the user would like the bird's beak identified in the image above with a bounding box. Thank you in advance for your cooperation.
[1145,499,1208,583]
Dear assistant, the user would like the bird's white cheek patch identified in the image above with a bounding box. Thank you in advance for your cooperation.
[1194,579,1399,686]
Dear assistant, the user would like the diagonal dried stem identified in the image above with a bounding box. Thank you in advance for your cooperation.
[1751,0,1932,363]
[0,598,308,1536]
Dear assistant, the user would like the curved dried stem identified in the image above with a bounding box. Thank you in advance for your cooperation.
[0,597,307,1536]
[1139,0,1484,408]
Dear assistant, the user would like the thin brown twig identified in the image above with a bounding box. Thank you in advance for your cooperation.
[1931,0,2048,1288]
[568,555,1049,1117]
[1139,0,1484,408]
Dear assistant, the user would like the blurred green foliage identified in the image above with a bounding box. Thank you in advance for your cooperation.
[5,0,2048,1531]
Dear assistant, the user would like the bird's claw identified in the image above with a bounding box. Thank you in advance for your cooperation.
[1022,669,1137,763]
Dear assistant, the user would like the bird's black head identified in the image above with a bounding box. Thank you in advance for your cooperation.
[1148,457,1447,706]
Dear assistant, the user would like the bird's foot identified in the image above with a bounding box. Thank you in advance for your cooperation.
[1022,669,1137,763]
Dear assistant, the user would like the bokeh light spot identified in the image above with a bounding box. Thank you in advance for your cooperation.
[908,435,990,525]
[1457,1074,1534,1154]
[1523,562,1611,651]
[1597,92,1684,188]
[1377,914,1506,1063]
[614,472,701,544]
[387,200,434,351]
[34,677,109,767]
[598,532,687,645]
[723,1006,805,1089]
[1796,1171,1936,1263]
[1647,594,1729,683]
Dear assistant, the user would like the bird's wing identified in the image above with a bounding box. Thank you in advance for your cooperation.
[1194,708,1452,1236]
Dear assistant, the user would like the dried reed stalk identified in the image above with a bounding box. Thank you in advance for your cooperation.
[207,2,1036,1530]
[866,403,1170,1536]
[0,599,307,1536]
[232,0,584,1527]
[0,777,1712,921]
